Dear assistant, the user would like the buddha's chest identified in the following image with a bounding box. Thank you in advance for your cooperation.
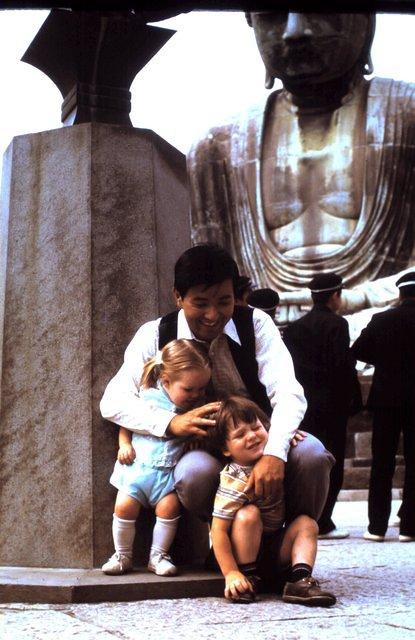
[261,100,367,230]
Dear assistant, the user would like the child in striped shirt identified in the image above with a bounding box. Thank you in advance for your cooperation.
[210,396,336,607]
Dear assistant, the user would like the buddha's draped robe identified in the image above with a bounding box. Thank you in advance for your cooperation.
[188,78,415,311]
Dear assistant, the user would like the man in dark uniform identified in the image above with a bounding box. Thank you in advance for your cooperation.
[352,271,415,543]
[284,273,361,539]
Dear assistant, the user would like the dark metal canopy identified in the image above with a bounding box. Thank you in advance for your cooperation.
[22,10,175,126]
[3,1,415,12]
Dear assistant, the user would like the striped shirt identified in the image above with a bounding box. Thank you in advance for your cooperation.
[212,461,285,533]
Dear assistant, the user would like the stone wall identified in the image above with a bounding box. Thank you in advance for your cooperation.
[0,124,191,568]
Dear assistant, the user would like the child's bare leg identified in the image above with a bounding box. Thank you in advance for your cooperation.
[115,491,141,520]
[102,491,140,575]
[278,515,318,571]
[148,492,181,576]
[227,505,263,601]
[278,515,336,607]
[231,504,263,565]
[155,491,181,519]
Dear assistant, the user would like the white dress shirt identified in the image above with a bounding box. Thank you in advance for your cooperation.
[100,308,307,461]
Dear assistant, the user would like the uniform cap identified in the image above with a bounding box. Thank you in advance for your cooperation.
[247,288,280,311]
[396,271,415,288]
[308,273,343,293]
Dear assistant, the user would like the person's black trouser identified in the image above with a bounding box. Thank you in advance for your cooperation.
[368,405,415,537]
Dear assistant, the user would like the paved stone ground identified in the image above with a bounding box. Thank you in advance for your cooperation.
[2,501,415,640]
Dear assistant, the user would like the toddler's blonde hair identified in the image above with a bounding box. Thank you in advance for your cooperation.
[140,339,211,389]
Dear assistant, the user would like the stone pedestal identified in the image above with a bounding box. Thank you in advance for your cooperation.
[0,123,198,568]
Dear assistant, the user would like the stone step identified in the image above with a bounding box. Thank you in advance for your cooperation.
[354,431,372,457]
[345,455,404,468]
[349,457,372,468]
[342,465,405,490]
[347,410,373,433]
[345,423,404,460]
[338,488,402,501]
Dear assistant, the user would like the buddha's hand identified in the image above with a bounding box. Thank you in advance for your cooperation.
[280,287,370,314]
[279,289,312,306]
[339,288,369,314]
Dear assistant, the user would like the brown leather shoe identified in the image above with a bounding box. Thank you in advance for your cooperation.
[282,576,336,607]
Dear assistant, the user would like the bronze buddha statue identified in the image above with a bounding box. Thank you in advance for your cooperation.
[188,13,415,331]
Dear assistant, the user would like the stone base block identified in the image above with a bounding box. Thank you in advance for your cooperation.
[0,566,223,604]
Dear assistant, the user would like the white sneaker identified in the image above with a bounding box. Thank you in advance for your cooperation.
[148,553,178,576]
[399,534,415,542]
[363,531,385,542]
[318,528,350,540]
[102,552,133,575]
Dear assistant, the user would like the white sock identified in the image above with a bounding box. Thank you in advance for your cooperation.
[150,515,181,557]
[112,514,136,558]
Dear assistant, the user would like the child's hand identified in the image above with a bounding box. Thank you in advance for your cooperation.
[224,570,253,600]
[117,443,136,465]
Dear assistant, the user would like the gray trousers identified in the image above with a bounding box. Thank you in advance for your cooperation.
[174,432,335,523]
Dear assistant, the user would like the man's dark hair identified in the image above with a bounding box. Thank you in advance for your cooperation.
[399,284,415,299]
[247,288,280,311]
[309,272,342,306]
[235,275,253,302]
[174,243,240,298]
[311,290,340,305]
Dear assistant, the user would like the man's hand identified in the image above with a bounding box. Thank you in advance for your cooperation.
[167,402,221,438]
[279,289,312,306]
[290,429,307,447]
[246,455,285,500]
[224,570,253,600]
[117,443,136,465]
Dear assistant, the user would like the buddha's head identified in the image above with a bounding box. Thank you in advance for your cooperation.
[247,12,375,92]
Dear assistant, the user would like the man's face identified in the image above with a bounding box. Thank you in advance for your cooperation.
[250,12,370,88]
[175,279,235,342]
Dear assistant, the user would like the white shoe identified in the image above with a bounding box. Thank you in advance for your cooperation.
[363,531,385,542]
[318,528,350,540]
[148,553,178,576]
[399,534,415,542]
[102,552,133,575]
